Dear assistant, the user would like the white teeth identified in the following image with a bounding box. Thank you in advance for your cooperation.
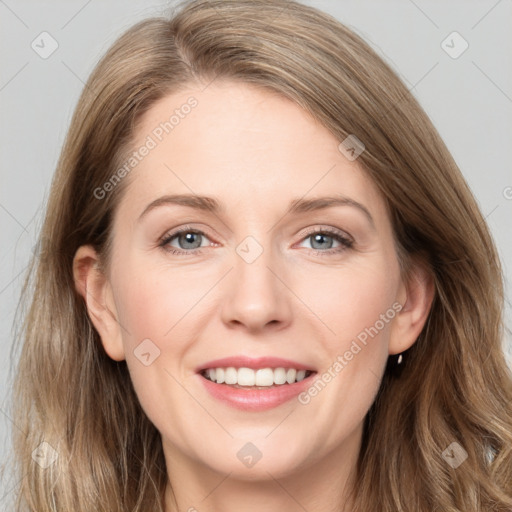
[202,366,313,386]
[255,368,274,386]
[286,368,297,384]
[273,367,287,385]
[224,367,238,385]
[238,367,255,386]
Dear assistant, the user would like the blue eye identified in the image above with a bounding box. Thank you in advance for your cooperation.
[159,228,212,255]
[298,227,353,255]
[159,226,353,256]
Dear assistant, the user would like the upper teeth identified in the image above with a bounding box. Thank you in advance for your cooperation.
[203,367,310,386]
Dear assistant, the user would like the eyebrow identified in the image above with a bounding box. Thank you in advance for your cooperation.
[138,193,375,228]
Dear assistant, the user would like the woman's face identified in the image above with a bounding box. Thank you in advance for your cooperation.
[77,80,430,484]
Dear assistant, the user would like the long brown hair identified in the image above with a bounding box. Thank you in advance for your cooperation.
[7,0,512,510]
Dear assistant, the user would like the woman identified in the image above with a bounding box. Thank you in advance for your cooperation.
[10,0,512,510]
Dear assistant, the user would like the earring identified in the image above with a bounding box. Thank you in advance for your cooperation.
[397,353,403,365]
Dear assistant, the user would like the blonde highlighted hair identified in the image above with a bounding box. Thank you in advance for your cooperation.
[7,0,512,510]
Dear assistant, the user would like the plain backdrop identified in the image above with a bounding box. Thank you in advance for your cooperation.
[1,0,511,506]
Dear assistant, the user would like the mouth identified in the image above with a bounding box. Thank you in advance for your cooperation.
[195,356,318,410]
[199,367,316,389]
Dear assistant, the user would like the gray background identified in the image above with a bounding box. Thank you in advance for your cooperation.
[1,0,511,506]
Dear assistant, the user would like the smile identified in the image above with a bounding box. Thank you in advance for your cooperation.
[200,367,314,387]
[196,356,318,411]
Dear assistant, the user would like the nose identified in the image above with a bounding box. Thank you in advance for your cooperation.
[220,238,292,333]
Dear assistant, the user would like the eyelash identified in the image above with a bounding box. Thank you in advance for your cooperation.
[159,225,354,257]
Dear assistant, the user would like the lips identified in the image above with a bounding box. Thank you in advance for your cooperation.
[196,355,317,411]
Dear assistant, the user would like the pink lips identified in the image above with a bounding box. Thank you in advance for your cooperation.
[196,355,317,411]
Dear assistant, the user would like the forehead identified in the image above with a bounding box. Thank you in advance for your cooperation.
[117,80,387,223]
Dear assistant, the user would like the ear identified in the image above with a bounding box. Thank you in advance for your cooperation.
[389,258,435,355]
[72,245,125,361]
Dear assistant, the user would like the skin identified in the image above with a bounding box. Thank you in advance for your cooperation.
[74,80,434,512]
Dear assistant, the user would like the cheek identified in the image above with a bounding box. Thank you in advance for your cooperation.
[113,261,205,343]
[110,264,203,426]
[297,259,397,405]
[109,260,198,377]
[297,258,399,345]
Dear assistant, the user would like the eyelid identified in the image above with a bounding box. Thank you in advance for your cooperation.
[159,224,217,247]
[161,223,214,240]
[296,225,354,244]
